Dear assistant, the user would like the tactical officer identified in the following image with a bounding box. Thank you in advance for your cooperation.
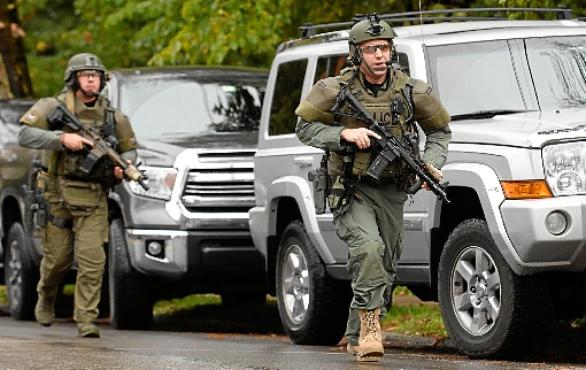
[295,15,451,362]
[18,53,138,338]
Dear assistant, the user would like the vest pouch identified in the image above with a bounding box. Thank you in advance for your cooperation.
[352,151,371,176]
[59,178,101,216]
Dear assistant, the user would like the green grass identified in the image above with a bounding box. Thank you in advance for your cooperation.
[381,286,448,339]
[153,294,222,316]
[0,285,6,306]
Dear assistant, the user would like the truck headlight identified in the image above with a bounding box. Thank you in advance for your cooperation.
[128,167,177,200]
[543,142,586,196]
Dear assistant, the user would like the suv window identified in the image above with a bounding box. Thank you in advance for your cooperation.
[427,40,534,116]
[269,59,307,136]
[314,55,347,82]
[525,36,586,109]
[0,101,31,145]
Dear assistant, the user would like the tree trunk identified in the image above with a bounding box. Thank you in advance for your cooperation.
[0,0,33,98]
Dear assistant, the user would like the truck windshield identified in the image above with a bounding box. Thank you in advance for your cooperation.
[427,35,586,117]
[117,73,265,142]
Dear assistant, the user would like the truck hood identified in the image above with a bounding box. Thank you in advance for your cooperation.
[136,132,257,167]
[451,109,586,148]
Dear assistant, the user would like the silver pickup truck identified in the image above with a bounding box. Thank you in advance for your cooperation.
[106,66,268,329]
[250,8,586,358]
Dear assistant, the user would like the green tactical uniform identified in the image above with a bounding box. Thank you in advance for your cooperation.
[18,53,137,330]
[295,22,451,348]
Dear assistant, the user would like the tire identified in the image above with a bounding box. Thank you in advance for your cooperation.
[276,220,351,345]
[4,223,38,320]
[438,219,545,358]
[108,218,153,329]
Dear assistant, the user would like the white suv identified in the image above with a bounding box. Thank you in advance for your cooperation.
[250,8,586,358]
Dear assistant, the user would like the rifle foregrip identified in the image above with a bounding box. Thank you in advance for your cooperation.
[407,178,424,194]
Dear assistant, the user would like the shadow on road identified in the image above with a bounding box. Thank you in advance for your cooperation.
[151,302,285,336]
[530,321,586,364]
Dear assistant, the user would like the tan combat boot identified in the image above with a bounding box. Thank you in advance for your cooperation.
[346,342,358,355]
[77,323,100,338]
[34,297,55,327]
[356,308,384,362]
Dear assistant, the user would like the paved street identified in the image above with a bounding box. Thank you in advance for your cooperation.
[0,308,585,370]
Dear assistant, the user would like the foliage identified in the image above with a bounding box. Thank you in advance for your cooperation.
[15,0,586,96]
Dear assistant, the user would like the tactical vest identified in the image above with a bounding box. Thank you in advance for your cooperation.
[43,91,117,182]
[328,68,417,185]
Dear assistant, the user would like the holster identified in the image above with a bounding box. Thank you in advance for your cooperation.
[308,155,329,215]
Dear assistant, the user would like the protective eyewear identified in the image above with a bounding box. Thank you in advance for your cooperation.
[360,44,391,55]
[77,70,101,79]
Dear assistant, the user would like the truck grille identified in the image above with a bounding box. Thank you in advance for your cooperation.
[181,151,255,211]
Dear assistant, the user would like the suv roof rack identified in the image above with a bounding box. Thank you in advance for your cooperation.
[299,7,573,38]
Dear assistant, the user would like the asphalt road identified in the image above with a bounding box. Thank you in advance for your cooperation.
[0,310,585,370]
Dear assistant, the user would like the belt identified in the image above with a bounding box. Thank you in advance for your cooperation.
[348,176,397,187]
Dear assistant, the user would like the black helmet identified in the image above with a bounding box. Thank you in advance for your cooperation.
[348,14,396,65]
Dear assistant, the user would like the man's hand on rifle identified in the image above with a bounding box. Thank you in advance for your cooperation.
[340,127,382,150]
[114,166,124,182]
[60,133,93,152]
[421,163,443,190]
[113,160,132,183]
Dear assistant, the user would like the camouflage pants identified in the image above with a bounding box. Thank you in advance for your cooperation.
[333,183,407,345]
[37,178,108,324]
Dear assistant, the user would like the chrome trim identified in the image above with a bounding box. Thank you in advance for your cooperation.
[125,229,189,278]
[166,148,256,230]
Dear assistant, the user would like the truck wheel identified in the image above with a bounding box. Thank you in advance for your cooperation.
[438,219,544,358]
[4,223,38,320]
[108,218,153,329]
[276,220,350,345]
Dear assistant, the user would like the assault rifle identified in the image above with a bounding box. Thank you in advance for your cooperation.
[336,90,449,204]
[47,104,149,190]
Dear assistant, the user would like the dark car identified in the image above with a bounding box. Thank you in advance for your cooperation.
[0,99,39,318]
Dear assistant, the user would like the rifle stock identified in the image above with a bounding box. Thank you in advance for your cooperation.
[340,91,449,204]
[48,104,149,190]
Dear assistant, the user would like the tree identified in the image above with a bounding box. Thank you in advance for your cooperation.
[18,0,586,97]
[0,0,33,98]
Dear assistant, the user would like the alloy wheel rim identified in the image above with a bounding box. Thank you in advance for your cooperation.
[7,239,23,310]
[450,245,501,336]
[281,244,310,326]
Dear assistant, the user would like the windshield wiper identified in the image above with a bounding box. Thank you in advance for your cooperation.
[451,109,533,121]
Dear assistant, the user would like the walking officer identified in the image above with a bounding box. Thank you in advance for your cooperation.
[295,14,451,361]
[18,52,138,338]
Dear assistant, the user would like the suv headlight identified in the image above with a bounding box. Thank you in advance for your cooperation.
[543,142,586,196]
[128,166,177,200]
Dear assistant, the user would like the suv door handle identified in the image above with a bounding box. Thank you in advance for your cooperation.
[294,156,313,167]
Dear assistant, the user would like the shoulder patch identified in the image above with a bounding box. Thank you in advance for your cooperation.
[20,97,60,128]
[412,79,433,95]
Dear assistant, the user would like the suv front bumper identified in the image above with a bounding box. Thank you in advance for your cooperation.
[501,196,586,271]
[126,228,264,279]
